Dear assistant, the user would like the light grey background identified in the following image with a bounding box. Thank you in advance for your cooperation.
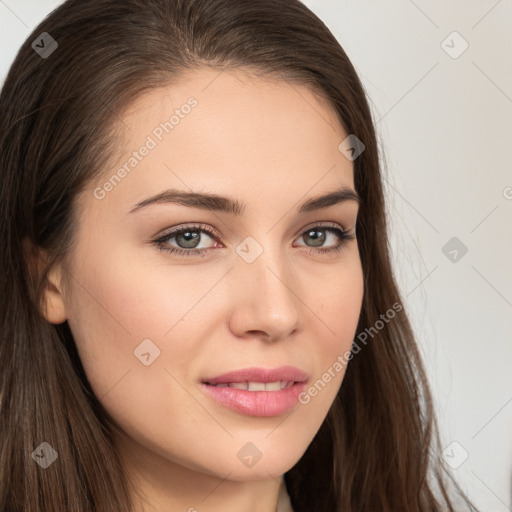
[1,1,511,510]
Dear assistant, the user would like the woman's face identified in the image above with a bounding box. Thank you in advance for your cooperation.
[47,67,363,497]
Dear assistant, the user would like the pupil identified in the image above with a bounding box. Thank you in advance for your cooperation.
[305,229,325,247]
[177,230,200,248]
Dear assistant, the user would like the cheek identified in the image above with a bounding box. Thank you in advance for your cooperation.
[285,253,363,416]
[64,242,236,413]
[307,254,364,349]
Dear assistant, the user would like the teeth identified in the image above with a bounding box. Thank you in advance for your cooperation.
[261,381,280,391]
[248,382,266,391]
[212,381,293,391]
[230,382,248,390]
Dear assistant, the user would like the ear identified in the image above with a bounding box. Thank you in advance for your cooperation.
[22,237,68,324]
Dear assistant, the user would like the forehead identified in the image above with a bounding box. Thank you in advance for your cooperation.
[84,67,354,220]
[123,66,343,129]
[118,66,347,161]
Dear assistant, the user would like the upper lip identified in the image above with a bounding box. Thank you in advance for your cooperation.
[202,365,308,385]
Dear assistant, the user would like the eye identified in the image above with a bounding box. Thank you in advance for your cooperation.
[152,222,355,257]
[293,222,356,256]
[153,223,219,257]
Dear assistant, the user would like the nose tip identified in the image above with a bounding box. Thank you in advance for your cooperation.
[228,250,302,343]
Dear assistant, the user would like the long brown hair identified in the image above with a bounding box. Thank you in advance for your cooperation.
[0,0,479,510]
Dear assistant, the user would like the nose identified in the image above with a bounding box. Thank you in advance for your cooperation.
[227,244,302,343]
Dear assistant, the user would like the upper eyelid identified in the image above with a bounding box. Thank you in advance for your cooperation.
[156,221,351,245]
[156,223,220,241]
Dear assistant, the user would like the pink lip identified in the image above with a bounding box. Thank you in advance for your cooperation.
[200,366,308,417]
[201,365,308,385]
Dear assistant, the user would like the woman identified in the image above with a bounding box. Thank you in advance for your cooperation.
[0,0,480,510]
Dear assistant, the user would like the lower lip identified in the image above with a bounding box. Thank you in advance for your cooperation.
[200,382,307,417]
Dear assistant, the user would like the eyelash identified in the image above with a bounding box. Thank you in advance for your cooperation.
[153,222,355,258]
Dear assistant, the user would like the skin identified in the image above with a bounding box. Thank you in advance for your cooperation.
[39,67,364,512]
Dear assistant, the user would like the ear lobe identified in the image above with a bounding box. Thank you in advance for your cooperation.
[22,237,68,324]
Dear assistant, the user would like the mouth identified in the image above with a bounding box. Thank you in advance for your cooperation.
[201,365,308,387]
[199,366,308,417]
[203,380,296,391]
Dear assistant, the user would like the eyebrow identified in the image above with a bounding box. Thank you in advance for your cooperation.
[128,185,361,216]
